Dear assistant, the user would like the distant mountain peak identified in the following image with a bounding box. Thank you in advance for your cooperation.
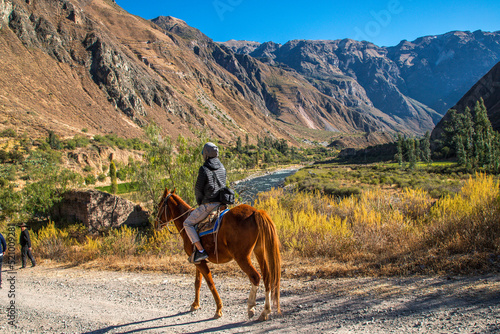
[220,40,261,54]
[151,16,211,42]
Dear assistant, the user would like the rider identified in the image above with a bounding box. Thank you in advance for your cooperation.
[184,142,226,264]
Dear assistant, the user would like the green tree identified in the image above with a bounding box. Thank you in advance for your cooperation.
[131,124,174,212]
[110,160,118,194]
[171,134,206,206]
[21,160,82,221]
[473,98,495,168]
[236,136,242,153]
[450,107,474,169]
[421,131,432,164]
[493,131,500,173]
[395,134,404,167]
[408,139,417,169]
[47,131,62,150]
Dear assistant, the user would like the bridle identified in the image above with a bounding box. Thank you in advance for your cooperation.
[155,193,193,234]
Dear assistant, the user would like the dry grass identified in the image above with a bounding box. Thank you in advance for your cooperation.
[19,173,500,277]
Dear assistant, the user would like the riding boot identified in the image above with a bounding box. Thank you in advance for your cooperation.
[189,248,208,264]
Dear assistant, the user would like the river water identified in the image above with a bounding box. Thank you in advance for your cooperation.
[231,168,298,204]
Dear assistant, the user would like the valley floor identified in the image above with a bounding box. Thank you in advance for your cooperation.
[1,264,499,333]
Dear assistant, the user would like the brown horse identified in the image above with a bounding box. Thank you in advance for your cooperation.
[155,188,281,320]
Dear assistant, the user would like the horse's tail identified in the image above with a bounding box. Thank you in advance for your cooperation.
[255,209,281,313]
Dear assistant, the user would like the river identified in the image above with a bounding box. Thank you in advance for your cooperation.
[231,168,298,204]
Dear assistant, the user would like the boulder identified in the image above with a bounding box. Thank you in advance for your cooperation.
[52,190,149,231]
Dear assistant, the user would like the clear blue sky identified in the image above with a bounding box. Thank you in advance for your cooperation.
[115,0,500,47]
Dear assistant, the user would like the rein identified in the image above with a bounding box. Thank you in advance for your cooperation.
[156,193,194,234]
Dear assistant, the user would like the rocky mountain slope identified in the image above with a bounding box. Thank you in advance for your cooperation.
[1,0,498,149]
[224,31,500,135]
[432,61,500,140]
[0,0,394,148]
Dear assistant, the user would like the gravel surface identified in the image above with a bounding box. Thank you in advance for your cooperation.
[1,265,499,333]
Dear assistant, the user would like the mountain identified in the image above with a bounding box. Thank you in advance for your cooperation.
[432,61,500,140]
[1,0,499,150]
[0,0,399,147]
[223,31,500,135]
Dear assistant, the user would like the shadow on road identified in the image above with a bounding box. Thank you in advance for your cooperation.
[82,311,257,334]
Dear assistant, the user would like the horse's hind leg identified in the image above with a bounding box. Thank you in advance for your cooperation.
[254,247,272,321]
[196,261,223,318]
[191,268,202,311]
[248,284,258,318]
[259,290,272,321]
[234,256,261,318]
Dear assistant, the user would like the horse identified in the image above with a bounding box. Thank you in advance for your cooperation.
[155,188,281,321]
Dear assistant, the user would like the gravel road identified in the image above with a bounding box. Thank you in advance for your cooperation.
[1,265,499,333]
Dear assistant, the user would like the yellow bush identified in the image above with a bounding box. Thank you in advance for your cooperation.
[431,173,499,221]
[426,173,500,253]
[100,225,139,257]
[32,221,70,260]
[140,228,184,256]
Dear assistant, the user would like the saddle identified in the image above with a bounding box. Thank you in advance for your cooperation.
[196,205,229,237]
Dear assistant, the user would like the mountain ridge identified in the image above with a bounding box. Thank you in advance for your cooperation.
[1,0,499,150]
[222,30,500,135]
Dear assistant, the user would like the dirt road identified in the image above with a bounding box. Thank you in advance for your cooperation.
[1,265,499,333]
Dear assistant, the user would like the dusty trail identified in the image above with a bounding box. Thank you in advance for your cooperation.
[1,265,499,333]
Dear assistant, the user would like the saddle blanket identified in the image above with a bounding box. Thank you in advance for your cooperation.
[197,208,229,237]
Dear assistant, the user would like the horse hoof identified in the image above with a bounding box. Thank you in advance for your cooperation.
[213,311,223,319]
[248,310,255,318]
[258,313,269,321]
[190,305,199,312]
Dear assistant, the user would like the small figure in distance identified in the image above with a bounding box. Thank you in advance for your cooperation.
[19,223,36,268]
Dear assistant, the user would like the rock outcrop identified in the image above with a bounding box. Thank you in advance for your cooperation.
[52,190,149,231]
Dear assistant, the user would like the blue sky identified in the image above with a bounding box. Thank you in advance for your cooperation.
[115,0,500,47]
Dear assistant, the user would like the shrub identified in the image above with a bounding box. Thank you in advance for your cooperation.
[0,150,8,163]
[0,128,17,138]
[116,168,127,181]
[85,174,96,185]
[255,173,500,273]
[32,222,70,260]
[64,135,90,149]
[100,225,140,257]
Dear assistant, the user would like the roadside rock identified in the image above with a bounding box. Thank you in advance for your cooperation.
[51,189,149,231]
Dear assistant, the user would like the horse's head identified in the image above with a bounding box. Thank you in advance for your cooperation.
[155,188,193,232]
[155,188,176,231]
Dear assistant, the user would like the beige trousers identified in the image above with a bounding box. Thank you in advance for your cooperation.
[183,202,220,244]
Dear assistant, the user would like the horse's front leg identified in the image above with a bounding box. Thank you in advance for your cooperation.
[196,261,223,318]
[191,268,202,311]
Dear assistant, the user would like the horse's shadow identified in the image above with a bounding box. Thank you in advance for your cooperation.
[82,311,256,334]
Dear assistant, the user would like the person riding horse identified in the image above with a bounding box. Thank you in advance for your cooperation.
[184,142,226,264]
